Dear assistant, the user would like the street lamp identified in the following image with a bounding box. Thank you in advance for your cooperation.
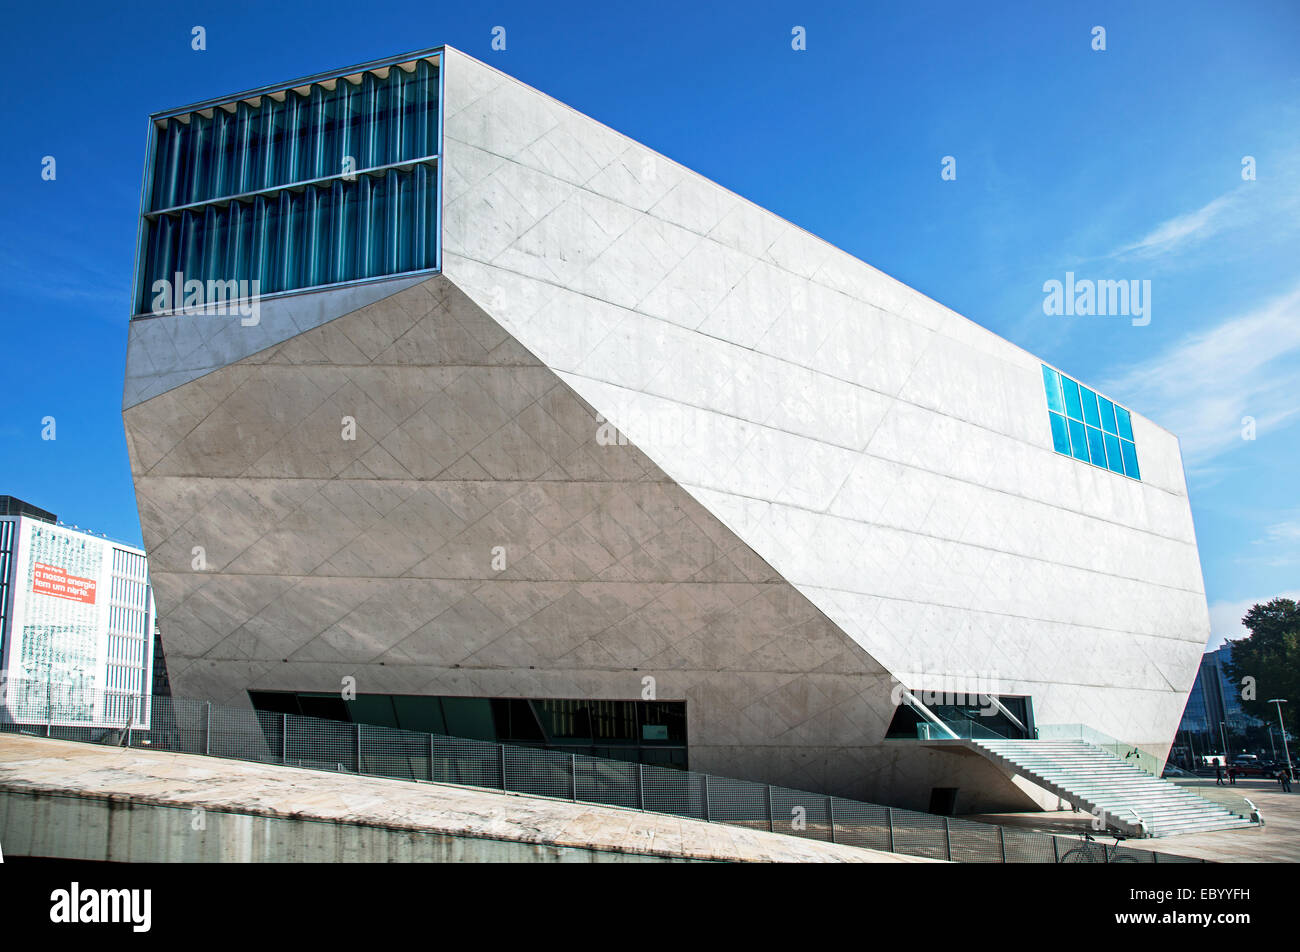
[1268,699,1292,778]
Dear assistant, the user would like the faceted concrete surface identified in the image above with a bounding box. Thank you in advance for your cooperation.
[0,735,932,862]
[123,47,1212,813]
[437,47,1210,756]
[128,275,1033,807]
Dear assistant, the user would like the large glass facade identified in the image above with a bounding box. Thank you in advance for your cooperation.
[1041,364,1140,480]
[135,52,441,315]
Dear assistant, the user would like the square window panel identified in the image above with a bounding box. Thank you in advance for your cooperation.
[1042,365,1064,414]
[1115,405,1134,441]
[1120,439,1140,478]
[1098,396,1118,435]
[1085,425,1107,467]
[1049,412,1071,453]
[1081,388,1101,427]
[1103,431,1124,473]
[1068,418,1090,461]
[1061,378,1083,421]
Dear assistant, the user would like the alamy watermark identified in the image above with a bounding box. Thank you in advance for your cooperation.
[150,272,261,326]
[1042,272,1150,327]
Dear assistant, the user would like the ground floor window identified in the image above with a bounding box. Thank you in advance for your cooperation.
[249,690,688,769]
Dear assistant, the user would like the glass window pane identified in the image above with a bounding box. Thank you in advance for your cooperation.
[1081,387,1101,427]
[1042,365,1064,414]
[1049,412,1071,454]
[1104,431,1124,473]
[1098,396,1118,435]
[1120,439,1140,479]
[1061,377,1083,421]
[1115,406,1134,440]
[1068,418,1090,461]
[1085,425,1107,467]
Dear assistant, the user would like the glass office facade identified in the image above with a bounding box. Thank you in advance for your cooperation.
[1041,364,1140,480]
[135,52,441,315]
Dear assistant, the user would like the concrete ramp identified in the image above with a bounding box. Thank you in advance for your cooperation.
[0,735,933,863]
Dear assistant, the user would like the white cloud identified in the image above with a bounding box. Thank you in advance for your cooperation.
[1099,284,1300,468]
[1206,590,1300,649]
[1111,192,1238,260]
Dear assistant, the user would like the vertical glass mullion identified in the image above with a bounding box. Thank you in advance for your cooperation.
[383,168,400,274]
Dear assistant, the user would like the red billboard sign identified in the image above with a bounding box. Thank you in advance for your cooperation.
[32,562,98,604]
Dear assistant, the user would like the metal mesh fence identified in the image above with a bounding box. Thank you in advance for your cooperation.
[0,680,1207,863]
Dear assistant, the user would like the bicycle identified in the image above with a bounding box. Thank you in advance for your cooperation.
[1060,830,1140,863]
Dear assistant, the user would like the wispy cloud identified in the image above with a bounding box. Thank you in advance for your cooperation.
[1110,192,1240,260]
[1100,284,1300,468]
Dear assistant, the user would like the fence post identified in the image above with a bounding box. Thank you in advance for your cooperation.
[281,713,288,764]
[943,818,952,861]
[998,825,1007,863]
[203,701,211,755]
[45,678,52,737]
[570,754,578,801]
[703,775,711,822]
[355,723,362,773]
[1052,836,1061,863]
[827,796,835,844]
[887,808,895,852]
[766,785,774,832]
[499,745,507,791]
[429,734,436,782]
[637,764,645,810]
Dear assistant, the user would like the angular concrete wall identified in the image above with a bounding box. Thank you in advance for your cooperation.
[437,47,1209,756]
[127,276,1004,803]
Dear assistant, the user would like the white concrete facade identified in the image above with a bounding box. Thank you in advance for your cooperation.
[122,48,1210,812]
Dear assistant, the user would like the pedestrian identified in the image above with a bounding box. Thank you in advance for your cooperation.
[1279,769,1293,793]
[1215,761,1225,786]
[1228,765,1237,786]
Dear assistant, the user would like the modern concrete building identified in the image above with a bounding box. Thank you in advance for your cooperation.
[0,497,155,728]
[122,47,1218,820]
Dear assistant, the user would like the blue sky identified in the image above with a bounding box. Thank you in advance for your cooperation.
[2,0,1297,647]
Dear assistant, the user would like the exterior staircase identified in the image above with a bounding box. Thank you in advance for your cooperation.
[969,737,1259,837]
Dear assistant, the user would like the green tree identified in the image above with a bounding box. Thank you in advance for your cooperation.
[1225,598,1300,741]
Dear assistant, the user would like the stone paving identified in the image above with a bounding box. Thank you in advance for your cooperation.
[969,776,1298,862]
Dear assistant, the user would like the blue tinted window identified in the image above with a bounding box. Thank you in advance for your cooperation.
[1085,426,1107,466]
[1061,378,1083,421]
[1042,365,1064,414]
[1120,439,1140,478]
[1041,367,1140,481]
[1103,431,1124,473]
[1098,396,1118,435]
[1068,419,1090,461]
[1049,412,1071,453]
[136,53,442,315]
[1080,387,1101,427]
[1115,406,1134,441]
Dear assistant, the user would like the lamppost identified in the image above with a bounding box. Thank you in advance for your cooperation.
[1219,720,1230,759]
[1268,699,1292,778]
